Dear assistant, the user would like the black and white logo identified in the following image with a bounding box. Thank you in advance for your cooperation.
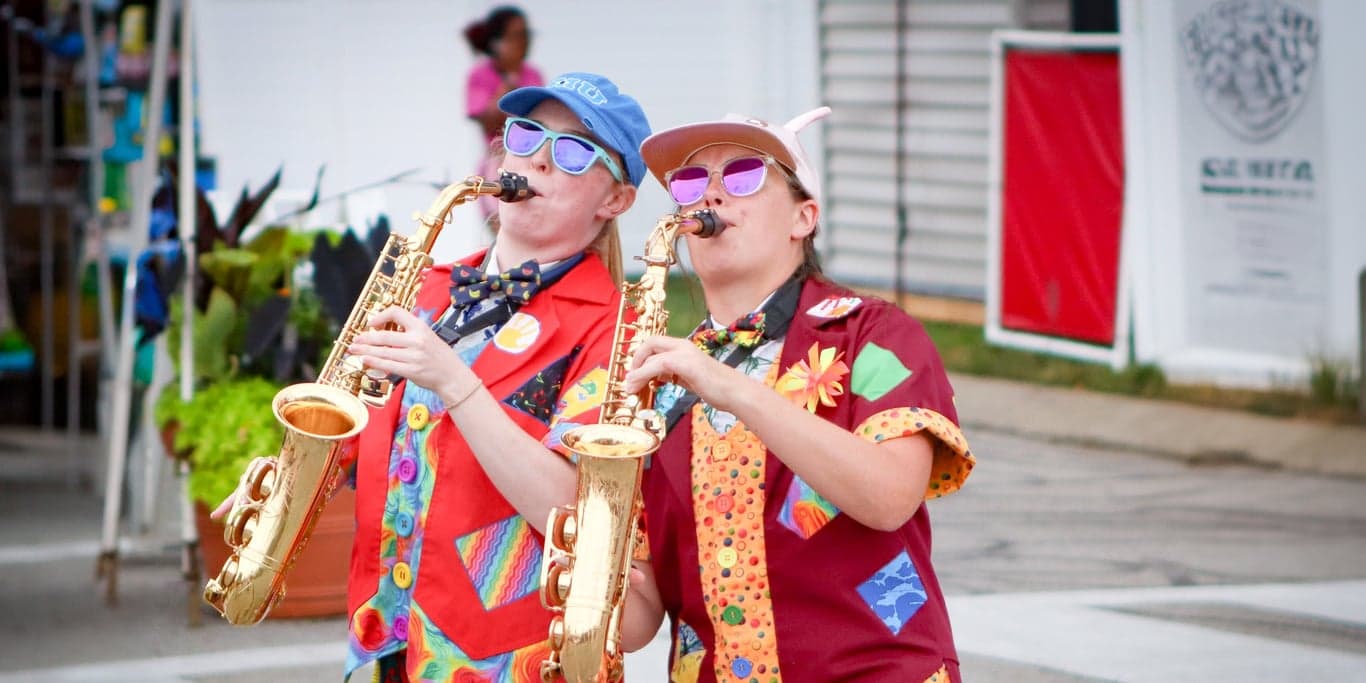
[1180,0,1318,142]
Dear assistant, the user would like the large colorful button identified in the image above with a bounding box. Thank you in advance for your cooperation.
[713,442,732,460]
[717,547,738,568]
[406,404,430,430]
[721,605,744,625]
[730,656,752,679]
[715,493,734,513]
[395,512,414,537]
[392,561,413,589]
[393,614,410,640]
[397,457,418,483]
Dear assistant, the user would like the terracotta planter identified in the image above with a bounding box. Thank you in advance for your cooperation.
[196,486,355,620]
[159,421,192,461]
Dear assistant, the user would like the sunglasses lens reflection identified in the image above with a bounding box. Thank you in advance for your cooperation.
[504,120,544,155]
[551,136,597,173]
[668,166,711,205]
[721,157,767,197]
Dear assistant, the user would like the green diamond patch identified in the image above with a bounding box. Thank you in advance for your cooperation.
[850,342,911,401]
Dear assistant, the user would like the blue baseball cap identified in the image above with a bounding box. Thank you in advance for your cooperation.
[499,72,652,187]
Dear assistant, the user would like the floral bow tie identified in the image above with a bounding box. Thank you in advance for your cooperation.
[450,260,542,307]
[690,312,766,355]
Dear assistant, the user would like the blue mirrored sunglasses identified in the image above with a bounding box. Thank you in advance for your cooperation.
[502,117,624,183]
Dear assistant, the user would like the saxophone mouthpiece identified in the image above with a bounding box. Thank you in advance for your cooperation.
[496,171,537,202]
[686,209,723,238]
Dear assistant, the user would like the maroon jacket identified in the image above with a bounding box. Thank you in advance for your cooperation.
[642,276,975,683]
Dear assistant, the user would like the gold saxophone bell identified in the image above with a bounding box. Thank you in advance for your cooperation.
[204,173,535,624]
[204,382,368,624]
[540,210,723,682]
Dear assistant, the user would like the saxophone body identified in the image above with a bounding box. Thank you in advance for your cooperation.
[540,210,722,682]
[204,173,534,625]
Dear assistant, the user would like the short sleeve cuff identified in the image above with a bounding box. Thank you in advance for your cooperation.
[854,406,976,498]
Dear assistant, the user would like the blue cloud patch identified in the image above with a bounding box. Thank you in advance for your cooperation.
[856,550,927,634]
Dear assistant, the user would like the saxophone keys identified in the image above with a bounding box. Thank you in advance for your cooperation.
[551,508,578,549]
[547,615,567,650]
[218,556,240,588]
[359,370,392,406]
[223,504,259,547]
[203,577,226,606]
[540,507,576,610]
[539,654,563,683]
[203,555,238,609]
[242,457,277,500]
[542,561,572,608]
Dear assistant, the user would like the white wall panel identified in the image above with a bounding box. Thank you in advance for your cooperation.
[195,0,819,267]
[819,0,1063,297]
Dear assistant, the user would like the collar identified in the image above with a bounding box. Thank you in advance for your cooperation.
[701,286,783,332]
[453,248,615,307]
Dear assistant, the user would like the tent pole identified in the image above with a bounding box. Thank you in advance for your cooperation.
[176,0,203,626]
[96,0,174,606]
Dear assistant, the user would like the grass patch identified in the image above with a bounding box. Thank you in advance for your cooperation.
[660,274,1362,424]
[922,319,1360,423]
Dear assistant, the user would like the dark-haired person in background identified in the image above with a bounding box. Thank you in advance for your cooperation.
[463,5,543,220]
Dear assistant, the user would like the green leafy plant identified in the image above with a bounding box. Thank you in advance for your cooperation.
[155,376,284,507]
[166,224,324,386]
[154,169,354,506]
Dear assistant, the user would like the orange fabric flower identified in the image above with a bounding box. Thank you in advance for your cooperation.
[776,343,850,413]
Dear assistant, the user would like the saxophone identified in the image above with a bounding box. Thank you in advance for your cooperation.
[204,173,535,625]
[540,209,723,682]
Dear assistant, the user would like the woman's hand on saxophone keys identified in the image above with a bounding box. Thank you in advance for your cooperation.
[349,307,479,404]
[623,336,744,414]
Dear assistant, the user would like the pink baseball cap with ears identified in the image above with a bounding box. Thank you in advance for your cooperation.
[640,106,832,205]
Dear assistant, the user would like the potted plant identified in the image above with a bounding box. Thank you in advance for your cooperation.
[153,170,382,619]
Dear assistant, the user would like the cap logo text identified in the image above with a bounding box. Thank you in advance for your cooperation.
[551,76,608,106]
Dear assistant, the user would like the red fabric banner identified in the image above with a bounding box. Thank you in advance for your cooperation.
[1000,49,1124,346]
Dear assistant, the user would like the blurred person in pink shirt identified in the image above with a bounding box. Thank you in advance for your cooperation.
[464,6,544,221]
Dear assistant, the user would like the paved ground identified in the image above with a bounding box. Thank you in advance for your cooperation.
[953,374,1366,479]
[2,375,1365,682]
[938,431,1366,682]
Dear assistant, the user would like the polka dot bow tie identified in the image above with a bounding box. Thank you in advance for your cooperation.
[449,260,542,307]
[690,312,767,355]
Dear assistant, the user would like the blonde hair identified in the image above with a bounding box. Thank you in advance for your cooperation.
[587,142,630,284]
[588,217,624,283]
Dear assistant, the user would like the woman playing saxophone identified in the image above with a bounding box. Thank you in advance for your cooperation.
[619,108,979,683]
[219,71,653,683]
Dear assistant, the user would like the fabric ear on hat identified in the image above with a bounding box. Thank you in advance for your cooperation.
[784,106,831,134]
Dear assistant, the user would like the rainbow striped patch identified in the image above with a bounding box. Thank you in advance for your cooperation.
[455,515,544,611]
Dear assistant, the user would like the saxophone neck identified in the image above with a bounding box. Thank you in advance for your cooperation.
[641,209,722,270]
[412,173,537,251]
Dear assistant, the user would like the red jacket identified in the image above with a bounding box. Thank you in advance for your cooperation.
[349,250,619,665]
